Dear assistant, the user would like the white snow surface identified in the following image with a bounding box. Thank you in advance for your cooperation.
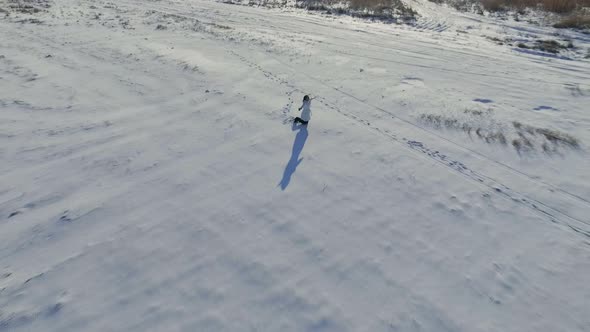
[1,0,590,330]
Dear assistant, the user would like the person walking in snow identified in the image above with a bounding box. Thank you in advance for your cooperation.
[294,95,312,125]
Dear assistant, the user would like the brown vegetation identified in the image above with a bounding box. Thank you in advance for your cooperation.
[419,113,507,147]
[417,112,581,156]
[437,0,590,14]
[294,0,417,19]
[516,39,571,53]
[554,14,590,28]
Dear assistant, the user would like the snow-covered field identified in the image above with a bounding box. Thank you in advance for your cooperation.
[1,0,590,330]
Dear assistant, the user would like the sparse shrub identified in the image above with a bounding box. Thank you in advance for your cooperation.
[297,1,330,11]
[420,114,444,128]
[486,36,505,45]
[419,114,581,156]
[454,0,590,14]
[488,132,508,144]
[513,121,536,135]
[518,132,534,149]
[535,39,568,53]
[512,138,534,154]
[542,142,559,154]
[512,139,522,152]
[17,18,42,24]
[542,0,577,13]
[420,113,507,146]
[535,128,580,148]
[482,0,505,11]
[512,121,580,152]
[554,14,590,29]
[517,40,570,53]
[5,0,51,14]
[464,108,487,116]
[462,123,473,135]
[444,118,459,128]
[296,0,416,19]
[476,127,485,138]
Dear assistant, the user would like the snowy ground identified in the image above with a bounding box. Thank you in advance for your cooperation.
[1,0,590,330]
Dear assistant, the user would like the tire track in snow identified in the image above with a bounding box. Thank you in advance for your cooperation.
[1,26,211,180]
[411,18,451,33]
[239,47,590,207]
[327,48,590,86]
[229,50,590,237]
[111,0,590,87]
[22,0,590,234]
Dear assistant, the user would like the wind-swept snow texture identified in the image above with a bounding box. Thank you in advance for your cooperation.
[1,0,590,331]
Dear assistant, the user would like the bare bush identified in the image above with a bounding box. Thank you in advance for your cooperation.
[419,113,507,145]
[554,14,590,28]
[542,0,588,12]
[535,39,568,53]
[487,131,508,145]
[439,0,590,14]
[417,113,581,156]
[295,0,417,19]
[536,128,580,148]
[5,0,51,14]
[240,0,417,19]
[516,39,571,53]
[512,121,580,152]
[482,0,505,11]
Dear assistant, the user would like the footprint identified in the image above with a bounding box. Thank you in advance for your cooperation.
[533,106,558,111]
[564,83,584,97]
[58,211,73,223]
[407,140,424,148]
[8,211,21,219]
[401,76,425,87]
[27,194,62,208]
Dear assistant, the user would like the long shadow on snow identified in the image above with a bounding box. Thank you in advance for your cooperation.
[279,123,308,190]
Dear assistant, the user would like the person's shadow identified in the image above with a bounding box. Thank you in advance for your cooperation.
[278,122,309,190]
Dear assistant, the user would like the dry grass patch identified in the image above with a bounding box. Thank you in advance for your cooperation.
[226,0,417,19]
[296,0,417,19]
[5,0,51,14]
[419,112,508,146]
[437,0,590,14]
[418,111,581,156]
[517,39,572,53]
[554,14,590,28]
[513,121,580,148]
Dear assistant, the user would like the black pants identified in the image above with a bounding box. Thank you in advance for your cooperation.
[294,117,308,125]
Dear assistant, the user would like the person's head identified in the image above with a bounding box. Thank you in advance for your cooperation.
[303,95,310,101]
